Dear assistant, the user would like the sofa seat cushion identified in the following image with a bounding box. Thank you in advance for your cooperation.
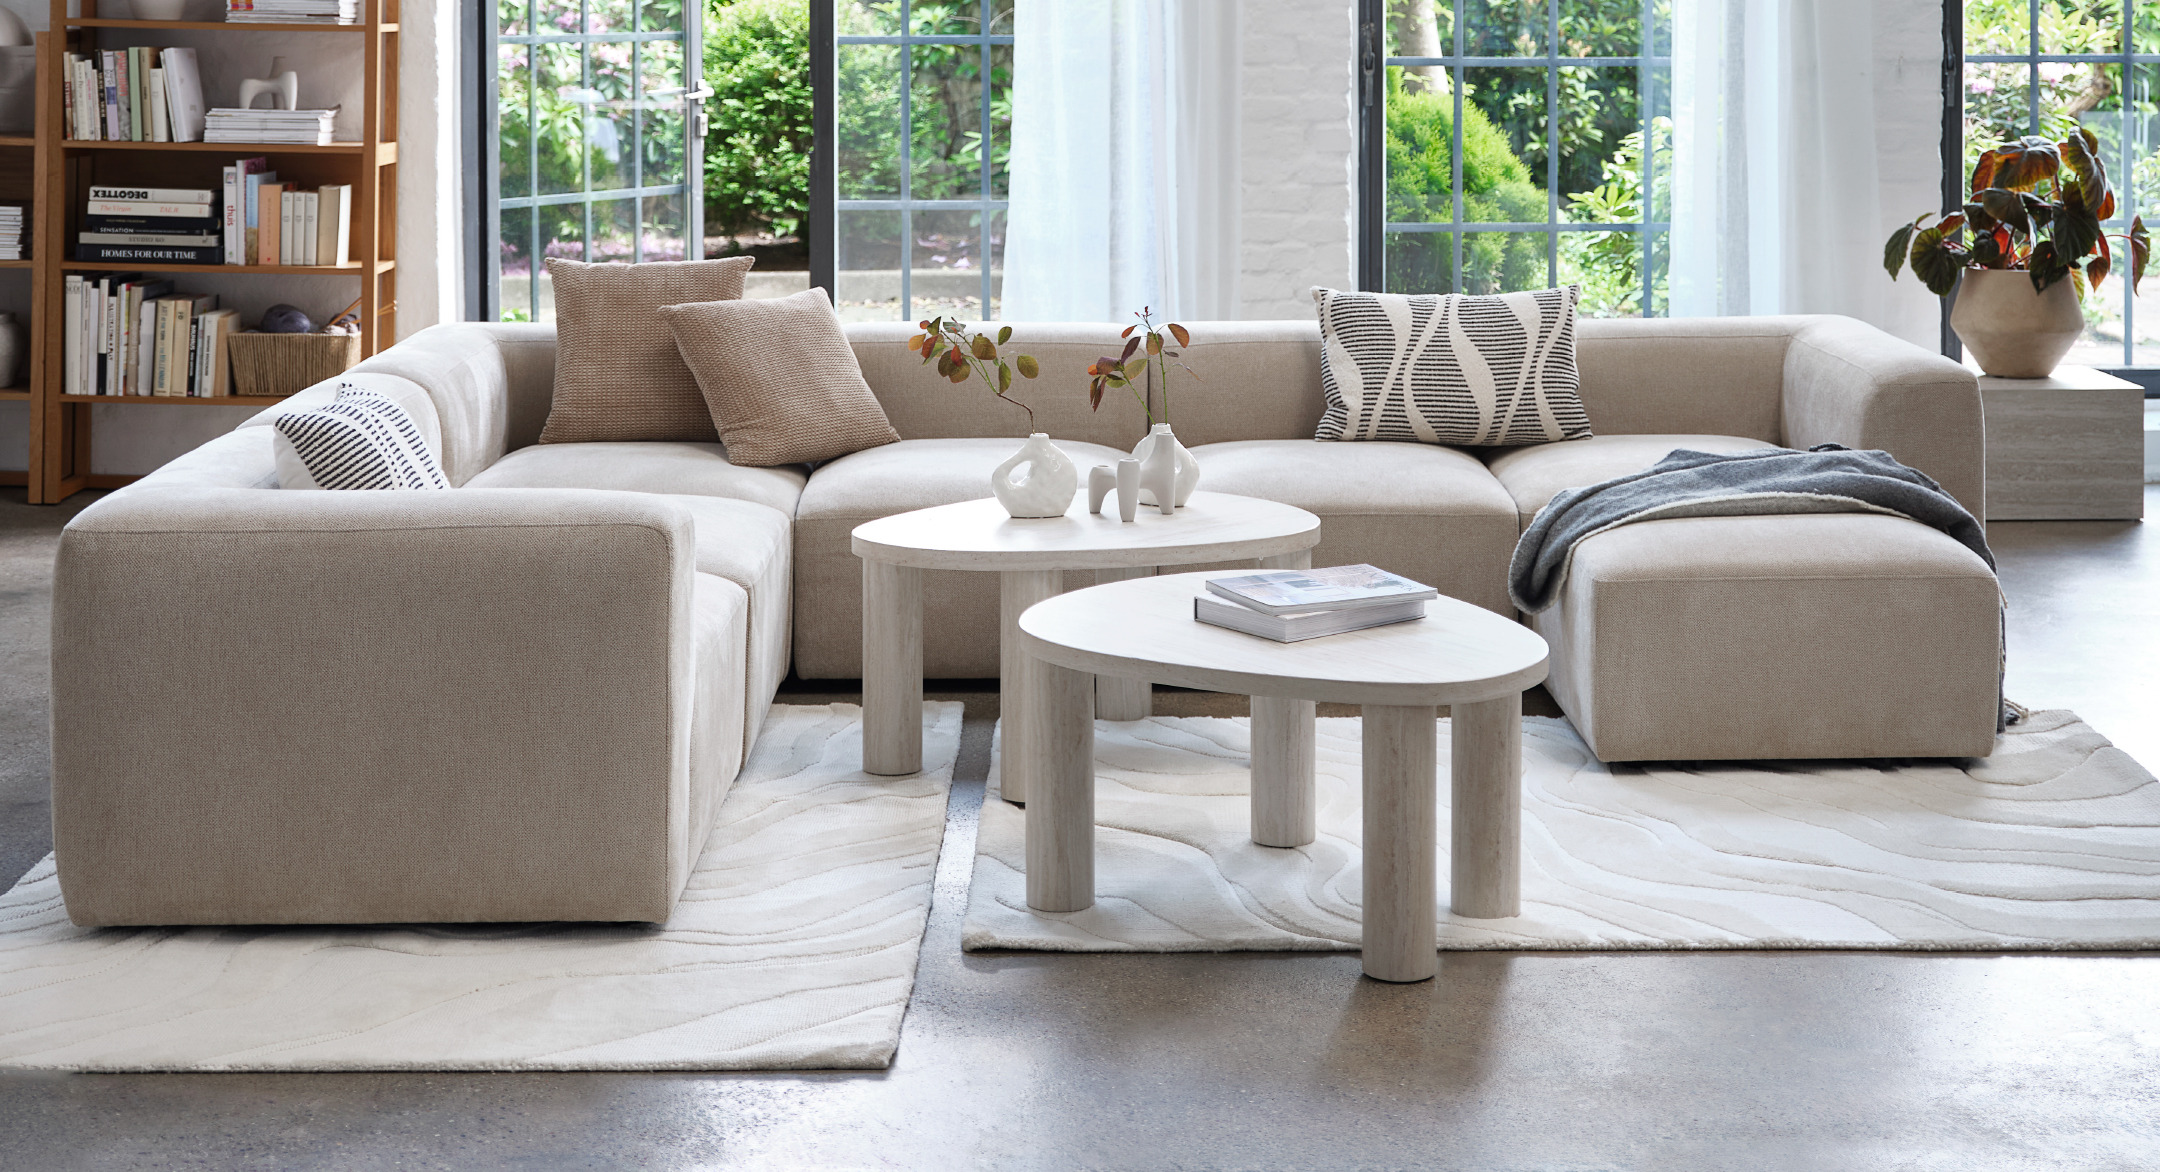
[670,496,794,754]
[793,436,1132,678]
[1187,439,1521,616]
[1534,513,2000,762]
[1483,433,1771,530]
[461,441,806,517]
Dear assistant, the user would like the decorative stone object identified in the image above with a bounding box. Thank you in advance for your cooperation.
[0,312,22,388]
[1115,458,1140,522]
[238,57,300,112]
[990,433,1078,518]
[1951,267,2083,379]
[1131,423,1199,507]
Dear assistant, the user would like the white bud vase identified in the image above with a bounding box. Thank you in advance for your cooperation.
[991,433,1078,518]
[1130,423,1199,508]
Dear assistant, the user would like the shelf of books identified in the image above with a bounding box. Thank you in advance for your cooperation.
[29,0,399,504]
[0,62,36,490]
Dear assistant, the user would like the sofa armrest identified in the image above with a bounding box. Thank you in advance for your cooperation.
[50,486,702,925]
[341,323,555,485]
[1781,317,1986,519]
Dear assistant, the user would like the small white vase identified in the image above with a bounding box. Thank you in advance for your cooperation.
[1130,423,1199,508]
[991,433,1078,518]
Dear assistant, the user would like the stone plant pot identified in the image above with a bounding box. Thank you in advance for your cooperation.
[1950,267,2083,378]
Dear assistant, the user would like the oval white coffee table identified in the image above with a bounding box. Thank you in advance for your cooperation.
[1016,571,1550,983]
[851,492,1322,803]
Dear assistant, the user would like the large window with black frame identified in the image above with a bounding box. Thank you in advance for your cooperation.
[1359,1,1670,317]
[1959,0,2159,370]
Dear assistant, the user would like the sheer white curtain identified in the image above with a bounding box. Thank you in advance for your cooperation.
[999,0,1241,322]
[1670,0,1935,342]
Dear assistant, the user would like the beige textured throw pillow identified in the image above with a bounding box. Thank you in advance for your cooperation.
[662,287,899,467]
[539,255,757,444]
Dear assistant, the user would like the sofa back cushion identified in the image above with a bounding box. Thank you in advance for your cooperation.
[345,323,522,485]
[844,320,1327,449]
[1574,316,1796,444]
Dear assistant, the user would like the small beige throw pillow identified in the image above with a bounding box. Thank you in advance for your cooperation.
[539,255,757,444]
[662,287,899,467]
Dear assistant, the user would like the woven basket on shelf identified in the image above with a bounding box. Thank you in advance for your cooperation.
[225,332,362,399]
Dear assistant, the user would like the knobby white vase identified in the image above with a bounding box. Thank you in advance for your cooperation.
[1130,423,1199,508]
[1950,267,2083,378]
[991,433,1078,518]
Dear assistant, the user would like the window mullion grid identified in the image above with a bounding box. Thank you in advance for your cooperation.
[580,0,595,262]
[2027,1,2040,134]
[527,21,540,318]
[2119,0,2134,365]
[1546,0,1560,291]
[1451,1,1465,293]
[901,0,914,322]
[631,13,644,264]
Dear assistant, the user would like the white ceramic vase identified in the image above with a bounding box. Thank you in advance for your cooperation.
[991,433,1079,518]
[1950,267,2084,378]
[1130,423,1199,508]
[0,313,21,388]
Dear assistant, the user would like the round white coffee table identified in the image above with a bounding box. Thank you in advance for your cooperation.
[851,492,1322,803]
[1016,571,1550,982]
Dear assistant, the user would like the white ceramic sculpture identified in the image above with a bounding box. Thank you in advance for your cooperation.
[1138,429,1178,517]
[0,7,29,47]
[991,433,1078,519]
[1115,458,1140,522]
[238,57,300,112]
[1087,465,1115,515]
[1131,423,1199,508]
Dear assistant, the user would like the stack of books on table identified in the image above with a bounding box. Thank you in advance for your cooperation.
[226,0,362,23]
[77,185,221,264]
[1194,565,1438,643]
[204,107,338,145]
[0,205,23,261]
[61,273,239,398]
[61,47,206,142]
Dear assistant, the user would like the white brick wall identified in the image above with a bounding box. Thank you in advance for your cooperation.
[1237,0,1359,320]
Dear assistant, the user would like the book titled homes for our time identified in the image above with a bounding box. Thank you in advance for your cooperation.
[1195,565,1438,642]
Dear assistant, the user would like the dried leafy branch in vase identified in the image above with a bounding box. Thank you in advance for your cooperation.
[908,317,1042,430]
[1086,308,1196,426]
[1885,127,2149,298]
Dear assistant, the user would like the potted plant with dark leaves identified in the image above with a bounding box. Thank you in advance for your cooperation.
[1885,127,2149,377]
[908,317,1065,517]
[1085,308,1201,507]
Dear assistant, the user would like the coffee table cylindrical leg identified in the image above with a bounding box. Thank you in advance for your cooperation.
[1450,692,1522,919]
[1092,567,1154,720]
[862,559,923,776]
[1257,549,1313,571]
[999,569,1064,804]
[1250,695,1316,847]
[1026,657,1097,912]
[1362,704,1439,982]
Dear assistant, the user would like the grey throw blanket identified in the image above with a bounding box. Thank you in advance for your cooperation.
[1509,444,1995,615]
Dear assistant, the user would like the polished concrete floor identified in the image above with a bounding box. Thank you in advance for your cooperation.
[2,488,2156,1171]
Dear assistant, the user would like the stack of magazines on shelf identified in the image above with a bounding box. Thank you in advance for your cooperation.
[1195,565,1438,643]
[78,184,221,264]
[61,273,239,398]
[0,205,23,261]
[204,106,338,145]
[226,0,362,23]
[62,46,206,142]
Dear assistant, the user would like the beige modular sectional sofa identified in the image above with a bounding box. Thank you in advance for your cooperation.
[49,314,2000,926]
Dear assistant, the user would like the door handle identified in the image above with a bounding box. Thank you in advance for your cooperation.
[683,85,713,138]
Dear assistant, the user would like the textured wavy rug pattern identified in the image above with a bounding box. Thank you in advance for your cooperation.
[0,703,960,1072]
[963,709,2160,952]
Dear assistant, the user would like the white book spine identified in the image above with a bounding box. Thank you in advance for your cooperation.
[136,298,156,397]
[63,277,82,397]
[302,192,317,266]
[221,166,239,264]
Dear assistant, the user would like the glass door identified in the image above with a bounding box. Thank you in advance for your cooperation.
[488,0,709,322]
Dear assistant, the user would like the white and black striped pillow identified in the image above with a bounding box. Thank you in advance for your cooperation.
[273,384,450,490]
[1312,285,1592,447]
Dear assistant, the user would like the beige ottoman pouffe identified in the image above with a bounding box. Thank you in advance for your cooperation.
[1532,511,2002,762]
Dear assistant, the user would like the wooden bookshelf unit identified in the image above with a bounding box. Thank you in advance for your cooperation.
[25,0,399,504]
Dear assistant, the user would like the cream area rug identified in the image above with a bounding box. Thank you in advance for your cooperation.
[963,710,2160,952]
[0,704,959,1072]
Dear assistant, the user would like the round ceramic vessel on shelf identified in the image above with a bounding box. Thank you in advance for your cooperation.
[1951,267,2083,378]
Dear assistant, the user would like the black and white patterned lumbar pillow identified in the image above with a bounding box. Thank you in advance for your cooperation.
[273,384,450,490]
[1311,285,1592,447]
